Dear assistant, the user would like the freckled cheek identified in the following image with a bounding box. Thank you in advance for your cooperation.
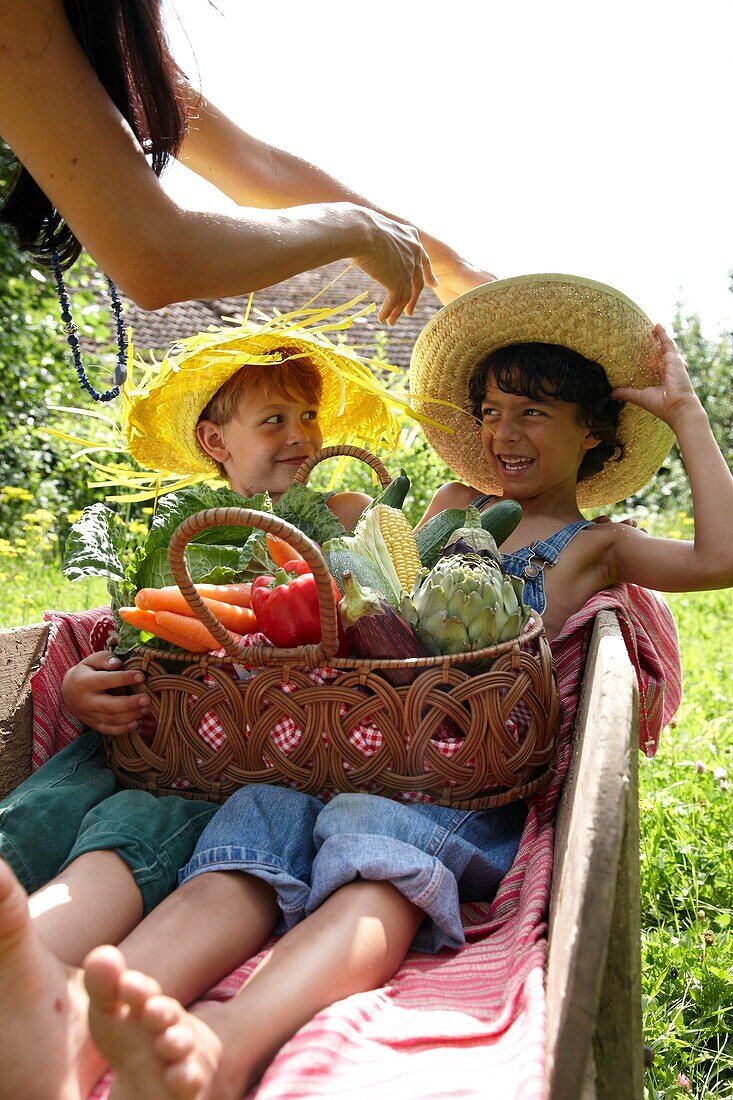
[310,425,324,449]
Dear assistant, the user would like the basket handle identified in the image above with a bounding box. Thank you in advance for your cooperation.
[292,445,392,490]
[167,508,341,666]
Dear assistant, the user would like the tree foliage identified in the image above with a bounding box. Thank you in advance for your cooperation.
[623,310,733,520]
[0,143,125,534]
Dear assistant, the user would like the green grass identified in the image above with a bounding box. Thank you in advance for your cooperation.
[0,558,109,627]
[638,598,726,1095]
[640,590,733,1099]
[0,573,731,1096]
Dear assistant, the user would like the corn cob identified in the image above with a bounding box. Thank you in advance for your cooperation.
[375,505,422,593]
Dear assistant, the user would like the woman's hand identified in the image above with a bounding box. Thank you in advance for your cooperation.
[351,208,437,325]
[61,652,149,736]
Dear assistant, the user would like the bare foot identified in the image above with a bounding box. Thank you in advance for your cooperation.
[0,859,104,1099]
[86,945,235,1100]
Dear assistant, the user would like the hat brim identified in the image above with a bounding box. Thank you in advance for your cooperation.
[409,274,675,507]
[125,325,402,477]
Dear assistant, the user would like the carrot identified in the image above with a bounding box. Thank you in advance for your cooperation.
[155,611,224,652]
[119,607,216,653]
[266,532,305,568]
[194,583,252,608]
[196,600,257,635]
[135,588,257,634]
[135,588,197,615]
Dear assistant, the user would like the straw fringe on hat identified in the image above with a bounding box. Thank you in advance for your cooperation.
[122,294,410,481]
[45,285,446,504]
[410,273,675,507]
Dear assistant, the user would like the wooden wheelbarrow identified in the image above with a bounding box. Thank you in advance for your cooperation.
[0,610,643,1100]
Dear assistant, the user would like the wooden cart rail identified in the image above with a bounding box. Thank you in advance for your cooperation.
[0,611,642,1100]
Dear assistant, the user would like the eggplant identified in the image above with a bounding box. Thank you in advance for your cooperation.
[339,572,428,686]
[440,506,502,565]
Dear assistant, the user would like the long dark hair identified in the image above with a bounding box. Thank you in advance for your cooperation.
[1,0,188,268]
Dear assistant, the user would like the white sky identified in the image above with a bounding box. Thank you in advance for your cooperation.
[163,0,732,338]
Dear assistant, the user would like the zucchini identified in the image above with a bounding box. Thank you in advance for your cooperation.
[415,499,523,568]
[479,499,523,546]
[414,509,468,569]
[365,469,410,512]
[324,544,394,599]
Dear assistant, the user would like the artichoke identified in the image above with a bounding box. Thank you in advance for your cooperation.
[402,554,531,656]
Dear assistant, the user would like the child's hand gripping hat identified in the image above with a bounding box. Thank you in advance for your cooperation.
[409,273,675,507]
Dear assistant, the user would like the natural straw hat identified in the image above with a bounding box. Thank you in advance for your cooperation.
[409,273,675,507]
[123,298,408,480]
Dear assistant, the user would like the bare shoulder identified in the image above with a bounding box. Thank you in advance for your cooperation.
[415,481,478,528]
[590,516,651,544]
[328,491,372,533]
[582,515,650,555]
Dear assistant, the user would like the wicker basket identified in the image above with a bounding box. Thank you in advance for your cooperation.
[107,449,558,809]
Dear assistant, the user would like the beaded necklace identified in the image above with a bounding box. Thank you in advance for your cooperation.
[51,251,128,401]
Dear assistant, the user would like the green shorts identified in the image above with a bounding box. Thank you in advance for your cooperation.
[0,730,218,915]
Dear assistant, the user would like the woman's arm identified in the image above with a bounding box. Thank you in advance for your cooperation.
[0,0,432,318]
[608,325,733,592]
[180,87,497,312]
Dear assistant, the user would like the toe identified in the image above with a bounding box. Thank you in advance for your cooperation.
[141,993,185,1036]
[154,1021,196,1062]
[84,945,126,1013]
[0,859,30,942]
[164,1056,210,1100]
[118,969,163,1015]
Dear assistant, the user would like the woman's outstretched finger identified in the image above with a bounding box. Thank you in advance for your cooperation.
[383,275,417,325]
[403,263,426,318]
[378,280,409,325]
[420,246,438,288]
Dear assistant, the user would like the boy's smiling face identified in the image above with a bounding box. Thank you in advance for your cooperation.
[480,378,600,504]
[197,386,323,500]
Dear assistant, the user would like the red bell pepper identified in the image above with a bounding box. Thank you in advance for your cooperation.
[250,566,346,654]
[281,559,311,576]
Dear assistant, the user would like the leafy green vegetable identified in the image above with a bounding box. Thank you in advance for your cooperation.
[237,531,272,581]
[144,485,270,554]
[132,545,242,591]
[273,483,345,545]
[62,503,126,583]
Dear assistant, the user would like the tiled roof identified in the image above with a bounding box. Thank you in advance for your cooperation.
[119,262,441,369]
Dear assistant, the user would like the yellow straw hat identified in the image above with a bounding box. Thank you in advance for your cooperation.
[123,297,407,480]
[410,273,675,507]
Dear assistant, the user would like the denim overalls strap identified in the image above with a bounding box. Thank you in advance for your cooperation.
[502,520,594,615]
[468,493,498,510]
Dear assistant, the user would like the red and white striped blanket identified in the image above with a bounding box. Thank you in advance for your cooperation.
[31,585,680,1099]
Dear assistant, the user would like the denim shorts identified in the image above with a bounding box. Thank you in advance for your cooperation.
[0,730,218,914]
[179,784,527,953]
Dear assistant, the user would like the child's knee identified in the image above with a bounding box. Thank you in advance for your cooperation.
[195,784,323,852]
[315,793,401,847]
